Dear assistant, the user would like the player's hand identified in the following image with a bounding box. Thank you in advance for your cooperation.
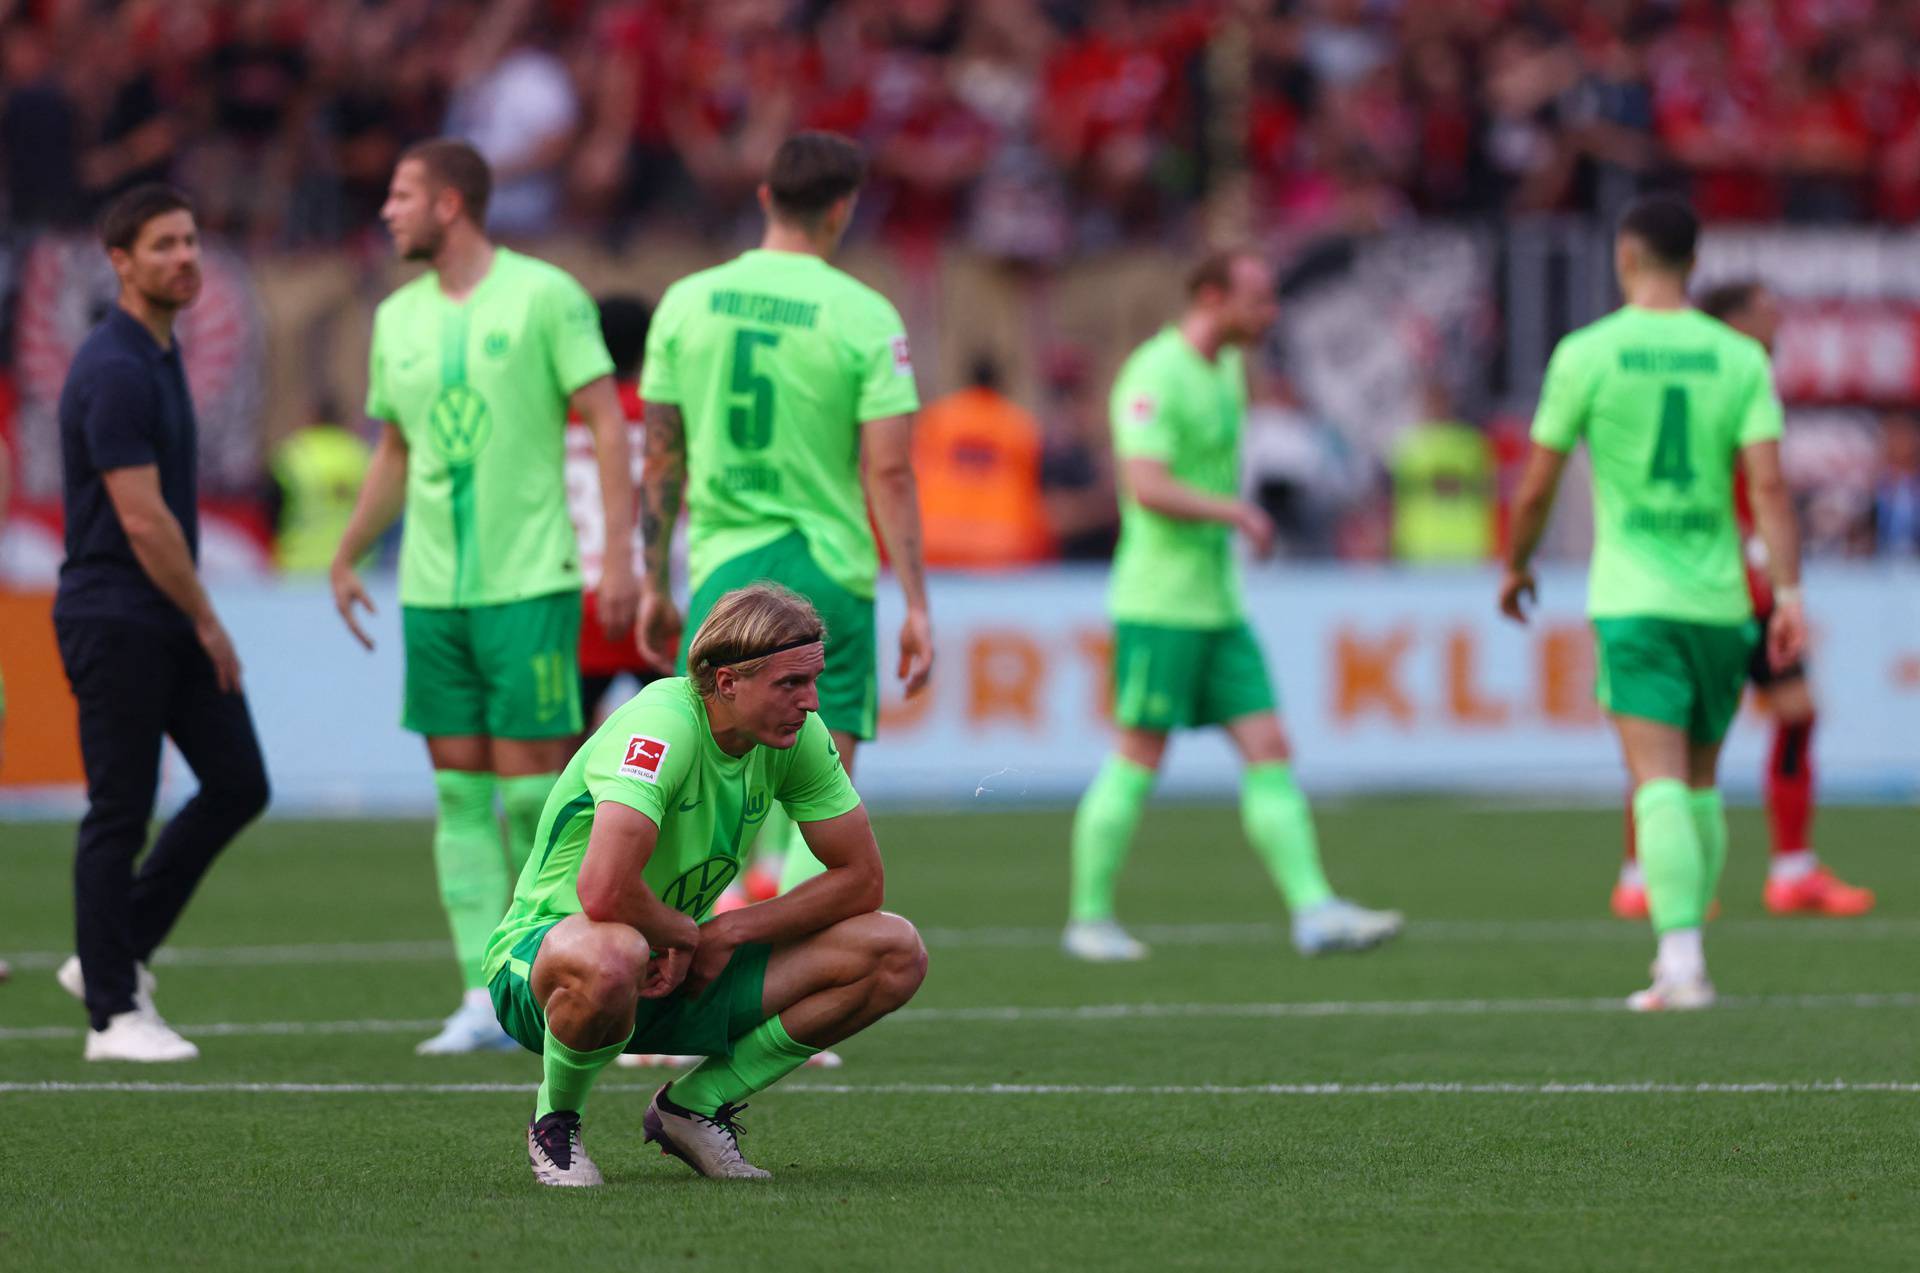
[682,916,741,999]
[331,560,377,651]
[597,563,639,641]
[1235,502,1276,559]
[637,947,691,1000]
[1768,595,1808,672]
[195,617,244,693]
[1498,568,1537,624]
[637,584,682,673]
[897,606,933,697]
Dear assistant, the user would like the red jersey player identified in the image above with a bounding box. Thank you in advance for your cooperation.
[1612,280,1873,919]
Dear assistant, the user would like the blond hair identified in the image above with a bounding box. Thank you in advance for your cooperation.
[687,583,827,698]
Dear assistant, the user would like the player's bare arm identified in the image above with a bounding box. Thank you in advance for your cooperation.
[860,414,934,696]
[683,803,884,996]
[1499,442,1571,623]
[101,463,240,691]
[1121,456,1276,558]
[575,801,701,997]
[637,398,686,668]
[329,422,409,651]
[573,374,639,642]
[1739,438,1807,670]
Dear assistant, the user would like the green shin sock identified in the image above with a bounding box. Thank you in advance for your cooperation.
[1635,778,1704,933]
[777,816,825,894]
[1068,755,1156,922]
[499,772,559,875]
[668,1015,819,1116]
[535,1024,633,1119]
[1689,787,1728,921]
[1241,763,1335,913]
[431,769,506,991]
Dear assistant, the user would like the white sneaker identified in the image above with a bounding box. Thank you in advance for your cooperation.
[643,1085,771,1180]
[803,1049,843,1069]
[1061,919,1149,962]
[56,955,159,1017]
[614,1052,704,1069]
[1627,976,1717,1012]
[415,997,519,1055]
[1291,898,1404,956]
[527,1111,603,1187]
[85,1009,199,1062]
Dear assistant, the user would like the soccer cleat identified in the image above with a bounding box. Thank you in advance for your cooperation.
[57,955,159,1017]
[527,1111,602,1187]
[743,866,781,903]
[1626,975,1716,1012]
[1290,898,1404,956]
[85,1009,199,1062]
[415,998,519,1055]
[1610,880,1649,921]
[615,1052,703,1069]
[803,1049,843,1069]
[1764,867,1875,917]
[643,1085,772,1180]
[1060,919,1149,962]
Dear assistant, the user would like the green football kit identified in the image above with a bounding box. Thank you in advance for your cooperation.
[1532,304,1784,937]
[640,249,919,740]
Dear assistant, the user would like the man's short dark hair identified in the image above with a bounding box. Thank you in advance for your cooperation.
[402,138,493,227]
[767,132,866,224]
[1187,248,1264,299]
[597,295,651,380]
[1697,279,1762,323]
[1618,194,1698,270]
[100,184,195,252]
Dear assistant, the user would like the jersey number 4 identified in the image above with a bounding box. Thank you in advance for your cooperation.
[728,329,780,450]
[1647,385,1695,490]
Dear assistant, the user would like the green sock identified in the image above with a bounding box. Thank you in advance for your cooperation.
[668,1014,818,1116]
[1068,755,1156,922]
[431,769,506,991]
[535,1023,633,1119]
[499,772,558,875]
[1241,763,1335,913]
[1635,778,1704,933]
[777,817,826,894]
[1689,787,1728,921]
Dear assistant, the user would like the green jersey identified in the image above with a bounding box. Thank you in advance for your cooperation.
[639,249,919,599]
[1108,327,1246,628]
[1532,306,1783,624]
[483,676,861,983]
[367,248,614,608]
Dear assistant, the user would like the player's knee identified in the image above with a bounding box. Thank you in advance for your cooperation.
[870,913,927,1006]
[578,931,649,1004]
[214,765,271,825]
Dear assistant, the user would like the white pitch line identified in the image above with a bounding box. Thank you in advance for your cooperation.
[1,1080,1917,1097]
[3,991,1916,1044]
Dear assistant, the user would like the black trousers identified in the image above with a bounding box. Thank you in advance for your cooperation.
[55,617,270,1029]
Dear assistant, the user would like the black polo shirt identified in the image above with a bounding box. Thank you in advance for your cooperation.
[54,305,200,628]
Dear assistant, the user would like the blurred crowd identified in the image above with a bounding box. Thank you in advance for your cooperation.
[6,0,1920,256]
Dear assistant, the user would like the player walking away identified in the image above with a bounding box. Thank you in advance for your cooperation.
[330,140,638,1054]
[1610,279,1872,920]
[635,130,933,901]
[1063,251,1403,963]
[1502,196,1807,1011]
[485,584,927,1186]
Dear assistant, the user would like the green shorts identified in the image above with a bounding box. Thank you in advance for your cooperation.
[488,920,772,1058]
[1592,616,1759,744]
[680,531,878,740]
[1111,620,1277,731]
[401,591,584,739]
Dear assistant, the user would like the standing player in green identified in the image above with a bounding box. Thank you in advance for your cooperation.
[486,584,927,1186]
[636,132,931,902]
[1501,195,1806,1011]
[331,139,640,1053]
[1064,251,1403,962]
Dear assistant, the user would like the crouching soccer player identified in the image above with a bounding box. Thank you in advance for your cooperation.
[483,583,927,1185]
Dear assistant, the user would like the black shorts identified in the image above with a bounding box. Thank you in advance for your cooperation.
[1747,606,1807,690]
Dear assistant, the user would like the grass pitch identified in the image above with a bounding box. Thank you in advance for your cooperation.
[2,800,1917,1271]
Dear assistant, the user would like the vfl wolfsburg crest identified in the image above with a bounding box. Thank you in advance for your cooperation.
[661,856,739,915]
[483,329,510,358]
[427,385,493,464]
[743,792,770,825]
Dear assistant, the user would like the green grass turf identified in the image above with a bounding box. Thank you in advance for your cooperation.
[2,801,1917,1271]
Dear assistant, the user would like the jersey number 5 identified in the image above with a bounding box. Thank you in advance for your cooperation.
[728,329,780,450]
[1647,385,1695,490]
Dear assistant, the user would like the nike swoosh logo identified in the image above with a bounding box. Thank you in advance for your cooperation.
[678,798,703,812]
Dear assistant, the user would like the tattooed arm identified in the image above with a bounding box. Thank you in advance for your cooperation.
[860,414,933,697]
[636,399,687,669]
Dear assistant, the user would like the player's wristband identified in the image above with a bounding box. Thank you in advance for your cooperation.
[1773,585,1803,608]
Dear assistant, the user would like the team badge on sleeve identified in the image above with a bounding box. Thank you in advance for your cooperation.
[1128,393,1158,425]
[891,334,914,376]
[620,735,670,782]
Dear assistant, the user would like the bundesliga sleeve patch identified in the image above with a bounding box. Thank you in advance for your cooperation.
[1128,393,1157,425]
[891,334,914,376]
[619,735,670,783]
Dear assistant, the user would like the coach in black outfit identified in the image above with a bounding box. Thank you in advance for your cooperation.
[53,184,269,1062]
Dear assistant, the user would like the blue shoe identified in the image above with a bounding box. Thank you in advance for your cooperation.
[1291,898,1403,957]
[416,997,518,1055]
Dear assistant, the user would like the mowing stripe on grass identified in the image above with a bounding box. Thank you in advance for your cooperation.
[4,991,1918,1043]
[2,1080,1918,1097]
